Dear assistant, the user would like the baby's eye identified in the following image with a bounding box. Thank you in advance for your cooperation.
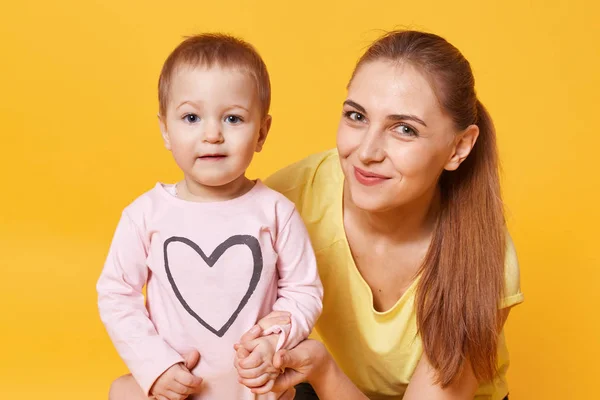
[225,115,242,124]
[183,114,200,123]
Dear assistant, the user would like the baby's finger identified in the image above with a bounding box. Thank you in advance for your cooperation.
[236,346,251,359]
[239,372,273,388]
[238,337,262,353]
[153,395,170,400]
[263,310,290,319]
[239,324,262,344]
[239,350,263,369]
[174,370,203,390]
[166,379,189,395]
[164,389,186,400]
[251,377,276,394]
[234,349,252,373]
[258,312,291,329]
[237,362,278,379]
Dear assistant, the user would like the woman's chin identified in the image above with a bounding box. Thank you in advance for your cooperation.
[347,189,397,214]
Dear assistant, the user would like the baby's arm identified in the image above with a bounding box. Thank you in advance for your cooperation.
[268,207,323,350]
[97,211,188,396]
[236,208,323,393]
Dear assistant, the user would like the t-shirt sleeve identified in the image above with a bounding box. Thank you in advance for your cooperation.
[500,233,524,309]
[265,208,324,350]
[263,150,335,209]
[96,210,184,395]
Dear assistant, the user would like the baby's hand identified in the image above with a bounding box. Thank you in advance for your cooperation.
[150,350,203,400]
[234,334,280,394]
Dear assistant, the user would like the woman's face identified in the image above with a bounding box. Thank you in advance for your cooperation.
[336,60,477,213]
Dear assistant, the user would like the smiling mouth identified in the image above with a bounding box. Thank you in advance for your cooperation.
[353,166,389,186]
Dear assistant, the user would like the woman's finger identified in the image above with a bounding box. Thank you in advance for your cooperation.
[272,350,307,392]
[272,349,291,370]
[272,368,306,392]
[278,387,297,400]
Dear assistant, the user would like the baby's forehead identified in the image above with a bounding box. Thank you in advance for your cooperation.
[173,61,253,79]
[170,63,257,92]
[167,63,261,108]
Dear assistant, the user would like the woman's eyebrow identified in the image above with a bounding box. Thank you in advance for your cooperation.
[343,100,366,114]
[387,114,427,127]
[344,99,427,127]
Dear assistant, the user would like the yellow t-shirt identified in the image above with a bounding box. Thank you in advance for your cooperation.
[265,149,524,400]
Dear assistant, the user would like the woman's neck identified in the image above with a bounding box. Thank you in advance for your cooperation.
[343,182,440,244]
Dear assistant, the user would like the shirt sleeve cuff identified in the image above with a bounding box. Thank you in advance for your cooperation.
[500,292,524,309]
[135,353,185,396]
[262,323,291,351]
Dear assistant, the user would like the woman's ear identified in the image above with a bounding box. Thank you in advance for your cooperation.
[444,124,479,171]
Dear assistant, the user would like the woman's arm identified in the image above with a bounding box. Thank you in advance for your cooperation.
[403,308,511,400]
[272,340,368,400]
[403,354,478,400]
[235,314,367,400]
[244,308,511,400]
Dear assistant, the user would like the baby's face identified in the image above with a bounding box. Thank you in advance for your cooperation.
[160,65,268,187]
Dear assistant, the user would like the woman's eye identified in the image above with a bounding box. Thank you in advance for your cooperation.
[183,114,200,123]
[345,111,366,123]
[395,124,418,137]
[226,115,242,124]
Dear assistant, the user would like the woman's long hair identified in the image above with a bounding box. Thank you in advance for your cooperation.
[352,30,505,386]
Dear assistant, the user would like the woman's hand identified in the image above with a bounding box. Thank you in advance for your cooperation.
[271,339,330,392]
[233,311,294,396]
[273,340,369,400]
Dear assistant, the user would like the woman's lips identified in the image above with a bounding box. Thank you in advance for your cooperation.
[353,166,389,186]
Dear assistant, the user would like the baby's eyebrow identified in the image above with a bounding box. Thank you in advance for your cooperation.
[228,105,250,113]
[176,100,201,111]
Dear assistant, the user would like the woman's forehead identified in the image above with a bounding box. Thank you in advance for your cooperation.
[348,60,442,119]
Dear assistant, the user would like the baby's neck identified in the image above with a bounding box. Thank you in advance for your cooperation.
[176,175,255,202]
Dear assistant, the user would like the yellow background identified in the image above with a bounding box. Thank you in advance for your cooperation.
[1,0,598,398]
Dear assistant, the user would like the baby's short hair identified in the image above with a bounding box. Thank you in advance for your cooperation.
[158,33,271,117]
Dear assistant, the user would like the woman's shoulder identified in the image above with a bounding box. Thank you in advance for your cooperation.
[501,232,524,308]
[264,149,342,209]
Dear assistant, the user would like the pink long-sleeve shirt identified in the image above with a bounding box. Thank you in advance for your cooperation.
[97,181,323,399]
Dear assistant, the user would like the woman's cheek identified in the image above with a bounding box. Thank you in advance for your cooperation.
[336,124,360,156]
[390,145,439,178]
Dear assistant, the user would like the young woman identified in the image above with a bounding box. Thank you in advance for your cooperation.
[236,30,523,400]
